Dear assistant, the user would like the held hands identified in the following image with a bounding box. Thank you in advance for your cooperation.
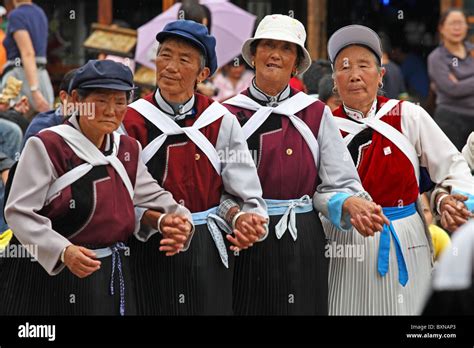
[63,245,101,278]
[159,213,193,256]
[227,212,268,252]
[343,196,390,237]
[141,210,193,256]
[437,193,471,233]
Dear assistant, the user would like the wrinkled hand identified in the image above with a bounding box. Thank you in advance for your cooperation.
[14,96,30,114]
[343,196,390,237]
[227,213,268,252]
[439,194,471,233]
[159,214,193,256]
[63,245,101,278]
[31,90,50,112]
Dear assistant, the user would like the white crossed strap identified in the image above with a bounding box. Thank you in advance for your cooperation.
[44,125,134,202]
[224,92,320,168]
[128,99,229,174]
[334,99,420,183]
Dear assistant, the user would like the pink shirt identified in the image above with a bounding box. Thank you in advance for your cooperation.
[212,70,254,102]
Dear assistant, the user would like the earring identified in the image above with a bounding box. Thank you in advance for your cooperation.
[251,60,255,67]
[378,81,384,89]
[332,86,338,94]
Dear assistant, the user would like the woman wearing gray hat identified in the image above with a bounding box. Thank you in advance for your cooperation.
[1,59,192,315]
[222,14,388,315]
[327,24,474,315]
[124,20,268,315]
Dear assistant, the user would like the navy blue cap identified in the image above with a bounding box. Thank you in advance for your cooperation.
[156,20,217,75]
[68,59,135,93]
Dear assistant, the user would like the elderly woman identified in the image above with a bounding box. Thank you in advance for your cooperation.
[222,14,388,315]
[327,25,474,315]
[124,20,267,315]
[1,60,192,315]
[428,9,474,151]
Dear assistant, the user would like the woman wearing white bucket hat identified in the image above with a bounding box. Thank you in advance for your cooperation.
[222,14,389,315]
[326,24,474,315]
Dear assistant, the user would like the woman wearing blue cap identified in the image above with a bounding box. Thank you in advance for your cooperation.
[1,59,192,315]
[327,25,474,314]
[124,20,268,315]
[222,14,389,315]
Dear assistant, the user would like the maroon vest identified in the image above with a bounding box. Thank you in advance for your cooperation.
[36,128,139,246]
[124,92,224,213]
[224,88,325,200]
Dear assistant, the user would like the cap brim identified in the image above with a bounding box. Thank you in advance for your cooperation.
[242,36,312,75]
[75,82,135,91]
[328,25,382,63]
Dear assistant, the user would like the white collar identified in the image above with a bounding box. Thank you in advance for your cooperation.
[153,89,195,121]
[343,99,377,121]
[249,78,291,107]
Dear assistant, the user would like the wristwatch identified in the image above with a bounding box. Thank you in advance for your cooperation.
[30,85,39,92]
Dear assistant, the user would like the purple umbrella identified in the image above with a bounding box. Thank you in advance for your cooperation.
[135,0,256,71]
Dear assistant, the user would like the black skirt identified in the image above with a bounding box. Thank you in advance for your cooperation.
[129,223,235,315]
[232,210,329,315]
[0,238,136,316]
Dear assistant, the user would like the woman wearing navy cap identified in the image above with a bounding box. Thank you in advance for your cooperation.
[1,59,192,315]
[327,25,474,314]
[124,20,268,315]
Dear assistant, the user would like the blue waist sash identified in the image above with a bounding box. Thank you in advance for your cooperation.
[265,195,314,241]
[378,203,417,287]
[192,207,233,268]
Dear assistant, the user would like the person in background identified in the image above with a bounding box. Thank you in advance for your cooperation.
[379,32,408,100]
[1,0,53,115]
[0,6,8,74]
[0,150,14,249]
[317,74,341,111]
[0,119,22,234]
[428,8,474,151]
[22,69,76,146]
[421,193,451,262]
[212,56,253,102]
[391,45,430,104]
[302,59,332,98]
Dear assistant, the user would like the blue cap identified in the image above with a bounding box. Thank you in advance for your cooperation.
[156,20,217,75]
[69,59,135,93]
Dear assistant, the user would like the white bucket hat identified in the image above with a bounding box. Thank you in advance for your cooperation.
[241,14,312,75]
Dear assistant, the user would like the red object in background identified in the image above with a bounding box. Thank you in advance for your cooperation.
[290,76,306,92]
